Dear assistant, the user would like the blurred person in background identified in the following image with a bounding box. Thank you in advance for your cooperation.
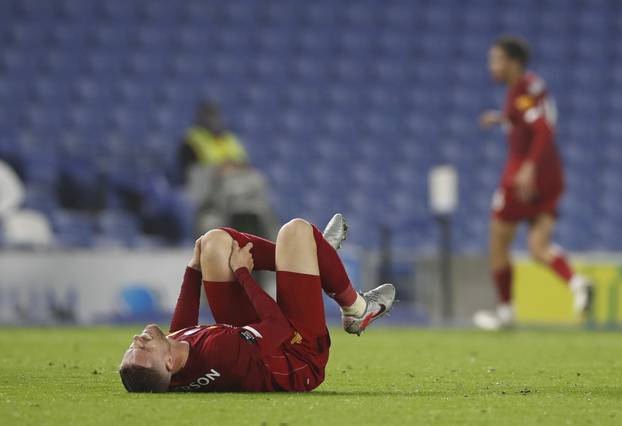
[0,158,51,247]
[474,36,592,330]
[178,101,276,238]
[179,101,249,177]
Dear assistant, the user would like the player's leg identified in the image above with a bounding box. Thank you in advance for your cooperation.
[527,214,565,268]
[201,216,349,328]
[219,213,348,272]
[200,229,260,326]
[276,218,395,336]
[527,214,593,313]
[223,217,359,312]
[490,217,518,307]
[219,227,276,271]
[274,219,326,337]
[474,217,518,330]
[310,222,395,335]
[311,225,360,310]
[266,219,328,391]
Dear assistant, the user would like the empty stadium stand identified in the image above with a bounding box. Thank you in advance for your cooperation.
[0,0,619,251]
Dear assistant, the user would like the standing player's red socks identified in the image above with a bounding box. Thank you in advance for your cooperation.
[548,254,574,284]
[311,225,358,308]
[220,227,276,271]
[493,265,513,304]
[203,280,260,326]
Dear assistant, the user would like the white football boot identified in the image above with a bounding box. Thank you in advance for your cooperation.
[323,213,397,335]
[473,304,514,331]
[342,284,396,336]
[570,275,594,315]
[322,213,348,250]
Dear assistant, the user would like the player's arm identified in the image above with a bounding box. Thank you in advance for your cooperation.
[479,110,507,129]
[514,101,554,201]
[525,114,554,164]
[229,241,291,349]
[169,238,203,333]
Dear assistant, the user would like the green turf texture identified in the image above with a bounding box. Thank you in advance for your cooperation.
[0,327,620,426]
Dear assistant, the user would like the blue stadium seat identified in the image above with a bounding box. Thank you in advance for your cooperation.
[50,209,96,247]
[0,0,618,250]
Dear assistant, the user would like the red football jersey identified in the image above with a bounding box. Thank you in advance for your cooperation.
[165,267,328,393]
[501,72,564,196]
[167,324,273,392]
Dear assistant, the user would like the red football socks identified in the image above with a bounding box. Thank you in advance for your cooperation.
[311,225,358,308]
[493,265,513,304]
[548,254,574,283]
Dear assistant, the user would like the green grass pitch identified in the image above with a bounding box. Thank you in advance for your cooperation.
[1,327,620,425]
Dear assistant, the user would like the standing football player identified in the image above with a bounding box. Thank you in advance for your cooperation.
[474,36,592,330]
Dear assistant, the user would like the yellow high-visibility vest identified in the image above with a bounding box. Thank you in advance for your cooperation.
[185,127,248,166]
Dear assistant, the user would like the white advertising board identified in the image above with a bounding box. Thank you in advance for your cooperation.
[0,249,194,324]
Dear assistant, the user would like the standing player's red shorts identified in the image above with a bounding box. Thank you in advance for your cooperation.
[206,263,330,392]
[492,185,562,223]
[492,72,565,223]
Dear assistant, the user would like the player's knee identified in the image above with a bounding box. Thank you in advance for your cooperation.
[200,229,233,257]
[489,233,506,256]
[527,238,547,263]
[490,252,509,271]
[278,218,313,244]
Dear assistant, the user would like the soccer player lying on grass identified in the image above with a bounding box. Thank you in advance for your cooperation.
[119,214,395,392]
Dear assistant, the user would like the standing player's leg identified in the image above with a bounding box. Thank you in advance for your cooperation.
[474,217,518,330]
[527,214,593,313]
[200,229,260,326]
[490,218,518,309]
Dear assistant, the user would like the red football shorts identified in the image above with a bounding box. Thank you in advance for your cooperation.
[267,271,330,392]
[207,271,330,392]
[492,186,562,223]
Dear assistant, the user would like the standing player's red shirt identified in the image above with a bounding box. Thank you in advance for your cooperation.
[166,267,328,392]
[494,72,565,221]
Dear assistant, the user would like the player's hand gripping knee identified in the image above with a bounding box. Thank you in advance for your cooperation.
[229,241,254,273]
[187,237,202,271]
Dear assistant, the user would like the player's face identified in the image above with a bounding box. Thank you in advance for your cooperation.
[488,46,510,83]
[120,324,171,373]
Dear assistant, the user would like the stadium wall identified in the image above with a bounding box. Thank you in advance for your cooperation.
[1,250,621,327]
[0,250,190,324]
[0,248,365,325]
[515,257,622,327]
